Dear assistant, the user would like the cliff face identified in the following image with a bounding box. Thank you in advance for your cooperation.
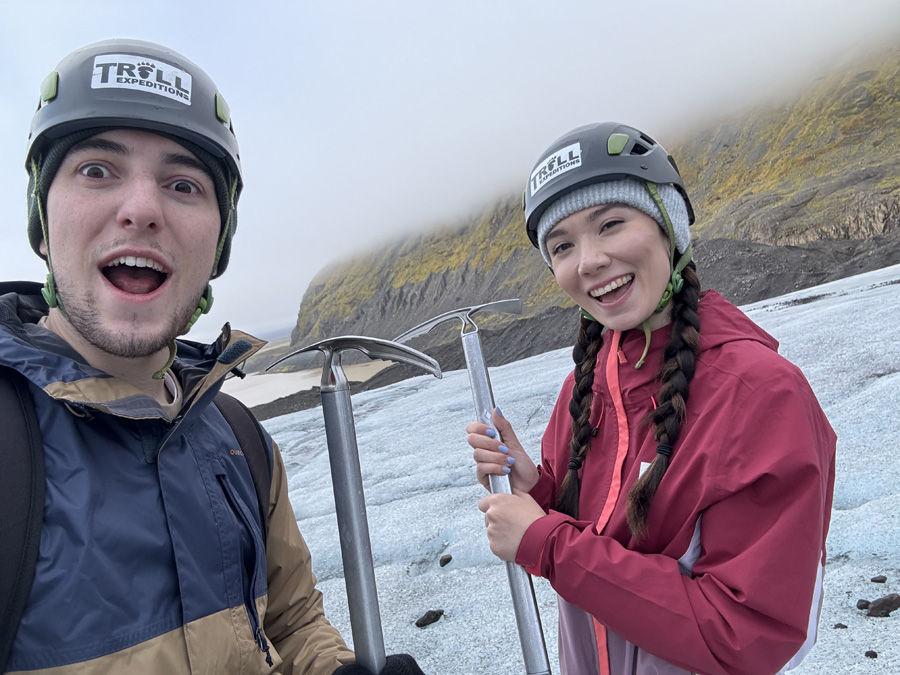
[288,43,900,370]
[289,198,570,347]
[673,46,900,246]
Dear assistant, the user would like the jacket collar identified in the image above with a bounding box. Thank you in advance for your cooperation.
[0,288,265,421]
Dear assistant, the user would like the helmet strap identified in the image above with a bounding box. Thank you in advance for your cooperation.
[41,272,59,309]
[181,283,214,336]
[634,182,694,369]
[151,341,178,381]
[211,174,239,277]
[643,182,677,263]
[635,318,653,369]
[31,154,66,314]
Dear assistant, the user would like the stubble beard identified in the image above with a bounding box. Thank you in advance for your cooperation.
[55,276,203,359]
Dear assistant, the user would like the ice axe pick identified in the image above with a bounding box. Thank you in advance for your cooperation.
[268,336,441,675]
[395,299,552,675]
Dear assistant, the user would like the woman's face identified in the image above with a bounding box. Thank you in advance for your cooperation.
[546,203,673,332]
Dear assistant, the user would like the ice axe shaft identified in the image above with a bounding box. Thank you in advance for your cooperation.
[322,387,385,674]
[267,337,441,675]
[396,300,552,675]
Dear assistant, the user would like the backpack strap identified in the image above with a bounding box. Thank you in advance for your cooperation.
[0,367,45,673]
[215,392,273,543]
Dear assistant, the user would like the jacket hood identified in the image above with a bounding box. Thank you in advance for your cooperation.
[695,290,779,354]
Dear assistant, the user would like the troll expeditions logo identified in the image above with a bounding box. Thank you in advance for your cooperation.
[91,54,192,105]
[530,143,582,196]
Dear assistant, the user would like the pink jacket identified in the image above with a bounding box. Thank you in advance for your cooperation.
[517,291,836,675]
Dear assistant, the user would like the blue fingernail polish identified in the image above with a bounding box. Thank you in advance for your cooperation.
[485,428,495,438]
[496,407,504,417]
[507,456,516,465]
[498,445,509,454]
[502,467,511,474]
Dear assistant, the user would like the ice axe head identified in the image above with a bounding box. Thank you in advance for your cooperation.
[393,298,523,343]
[266,335,441,391]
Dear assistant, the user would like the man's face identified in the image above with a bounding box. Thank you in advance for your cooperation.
[42,128,221,359]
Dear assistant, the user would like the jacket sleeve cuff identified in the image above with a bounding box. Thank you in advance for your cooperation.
[515,510,570,576]
[528,468,556,512]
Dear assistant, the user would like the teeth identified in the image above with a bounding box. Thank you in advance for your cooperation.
[105,256,165,273]
[590,274,633,298]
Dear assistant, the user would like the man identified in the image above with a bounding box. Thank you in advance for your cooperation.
[0,39,423,675]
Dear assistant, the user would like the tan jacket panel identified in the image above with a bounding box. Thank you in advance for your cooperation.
[262,442,356,674]
[7,622,191,674]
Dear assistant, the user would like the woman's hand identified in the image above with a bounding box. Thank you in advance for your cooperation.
[467,408,539,494]
[477,491,545,562]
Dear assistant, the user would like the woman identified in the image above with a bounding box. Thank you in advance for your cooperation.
[468,122,836,675]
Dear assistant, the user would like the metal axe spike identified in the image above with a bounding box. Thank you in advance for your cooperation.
[395,300,552,675]
[268,336,441,675]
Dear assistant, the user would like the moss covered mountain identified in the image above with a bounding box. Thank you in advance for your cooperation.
[285,43,900,377]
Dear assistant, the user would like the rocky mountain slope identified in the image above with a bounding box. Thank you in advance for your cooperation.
[263,43,899,399]
[672,47,900,246]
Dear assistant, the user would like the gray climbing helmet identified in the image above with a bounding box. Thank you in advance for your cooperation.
[26,38,243,277]
[523,121,694,248]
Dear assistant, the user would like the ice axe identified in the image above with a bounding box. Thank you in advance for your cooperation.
[267,336,441,675]
[395,300,552,675]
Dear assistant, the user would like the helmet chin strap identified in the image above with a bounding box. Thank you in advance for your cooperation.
[152,283,215,381]
[33,155,65,314]
[180,283,215,336]
[633,183,693,369]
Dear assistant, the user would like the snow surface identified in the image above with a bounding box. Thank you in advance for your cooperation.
[261,264,900,675]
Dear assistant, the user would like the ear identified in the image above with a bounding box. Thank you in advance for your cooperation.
[39,238,48,256]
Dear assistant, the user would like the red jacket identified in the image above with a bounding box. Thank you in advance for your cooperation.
[517,291,836,675]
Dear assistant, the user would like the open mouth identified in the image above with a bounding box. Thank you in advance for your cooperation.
[590,274,633,304]
[102,256,168,295]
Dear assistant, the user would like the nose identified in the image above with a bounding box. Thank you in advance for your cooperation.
[577,241,611,276]
[116,174,163,231]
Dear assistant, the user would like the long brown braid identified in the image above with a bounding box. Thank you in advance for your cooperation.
[626,262,701,539]
[555,314,604,518]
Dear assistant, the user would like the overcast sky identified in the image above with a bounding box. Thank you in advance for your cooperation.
[1,0,898,342]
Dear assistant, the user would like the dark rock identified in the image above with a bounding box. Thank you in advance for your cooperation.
[439,554,452,567]
[865,651,878,659]
[857,599,871,610]
[866,593,900,618]
[249,386,327,421]
[834,623,848,629]
[415,609,444,628]
[871,575,888,583]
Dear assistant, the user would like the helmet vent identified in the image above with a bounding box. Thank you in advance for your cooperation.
[630,142,649,156]
[639,133,657,146]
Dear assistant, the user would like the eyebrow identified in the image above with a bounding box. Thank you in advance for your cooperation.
[544,203,619,242]
[67,137,129,156]
[65,137,213,181]
[163,153,213,181]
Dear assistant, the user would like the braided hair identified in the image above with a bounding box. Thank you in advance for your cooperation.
[555,263,702,540]
[555,314,604,518]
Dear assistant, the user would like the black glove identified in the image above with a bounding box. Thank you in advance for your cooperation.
[333,653,426,675]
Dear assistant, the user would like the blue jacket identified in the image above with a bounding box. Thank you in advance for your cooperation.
[1,288,353,674]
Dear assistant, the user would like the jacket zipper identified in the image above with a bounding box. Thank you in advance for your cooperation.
[218,473,273,666]
[594,330,631,535]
